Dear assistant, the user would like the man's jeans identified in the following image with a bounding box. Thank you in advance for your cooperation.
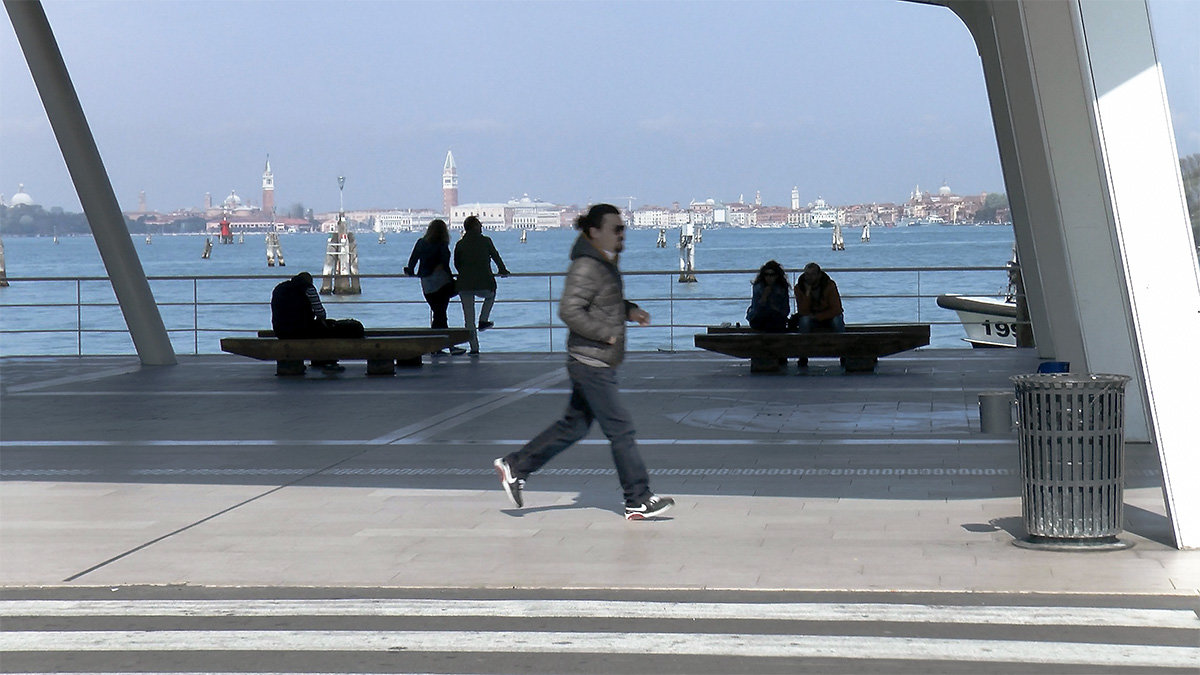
[506,359,650,506]
[459,288,496,352]
[796,313,846,333]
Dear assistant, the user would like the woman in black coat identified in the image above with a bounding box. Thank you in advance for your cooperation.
[405,219,465,354]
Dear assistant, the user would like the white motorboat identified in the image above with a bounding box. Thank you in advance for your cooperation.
[936,294,1019,348]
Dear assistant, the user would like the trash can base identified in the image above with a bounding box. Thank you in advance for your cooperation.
[1013,534,1134,552]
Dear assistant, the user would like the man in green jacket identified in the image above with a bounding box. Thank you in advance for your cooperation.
[493,204,675,520]
[453,215,510,354]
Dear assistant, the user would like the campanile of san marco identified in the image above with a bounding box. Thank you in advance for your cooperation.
[262,156,275,217]
[442,150,458,217]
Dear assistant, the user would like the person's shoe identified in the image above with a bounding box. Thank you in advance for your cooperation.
[625,494,674,520]
[478,320,494,331]
[319,362,346,372]
[468,349,480,356]
[448,346,468,356]
[797,357,809,368]
[431,349,448,357]
[493,457,524,508]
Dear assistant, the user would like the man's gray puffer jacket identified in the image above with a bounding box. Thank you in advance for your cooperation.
[560,234,639,367]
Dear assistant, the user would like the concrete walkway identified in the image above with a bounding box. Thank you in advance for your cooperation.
[1,350,1194,594]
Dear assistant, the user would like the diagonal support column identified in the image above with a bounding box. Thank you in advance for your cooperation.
[5,0,175,365]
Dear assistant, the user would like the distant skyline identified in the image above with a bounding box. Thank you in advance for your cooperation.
[2,0,1196,214]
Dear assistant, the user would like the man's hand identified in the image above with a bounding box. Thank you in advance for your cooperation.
[629,308,651,326]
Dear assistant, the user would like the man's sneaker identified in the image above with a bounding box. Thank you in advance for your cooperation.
[493,457,524,508]
[448,346,468,356]
[625,494,674,520]
[478,320,494,331]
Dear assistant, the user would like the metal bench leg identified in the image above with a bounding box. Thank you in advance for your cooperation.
[396,356,422,368]
[366,359,396,376]
[750,356,784,373]
[841,357,878,373]
[276,360,306,376]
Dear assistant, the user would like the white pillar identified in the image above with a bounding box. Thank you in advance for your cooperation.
[5,0,176,365]
[943,0,1200,548]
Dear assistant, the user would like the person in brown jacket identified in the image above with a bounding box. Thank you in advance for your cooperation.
[791,262,845,333]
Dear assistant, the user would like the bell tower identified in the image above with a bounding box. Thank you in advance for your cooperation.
[261,155,275,216]
[442,150,458,217]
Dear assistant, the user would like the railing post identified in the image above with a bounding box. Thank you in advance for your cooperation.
[916,269,922,323]
[547,275,553,352]
[76,278,81,355]
[193,278,199,354]
[669,271,675,351]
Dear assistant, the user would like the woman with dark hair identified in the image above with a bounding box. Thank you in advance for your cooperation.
[493,203,674,520]
[747,260,791,332]
[405,219,465,355]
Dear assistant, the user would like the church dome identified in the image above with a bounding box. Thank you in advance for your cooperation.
[10,183,34,207]
[223,190,243,208]
[938,183,952,195]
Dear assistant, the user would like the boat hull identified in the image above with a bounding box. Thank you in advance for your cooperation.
[936,295,1019,348]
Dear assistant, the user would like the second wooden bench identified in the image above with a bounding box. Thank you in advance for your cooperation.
[694,324,930,373]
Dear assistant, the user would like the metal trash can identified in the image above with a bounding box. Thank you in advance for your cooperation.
[1010,373,1133,551]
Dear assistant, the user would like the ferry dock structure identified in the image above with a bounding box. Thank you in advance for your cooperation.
[7,0,1197,553]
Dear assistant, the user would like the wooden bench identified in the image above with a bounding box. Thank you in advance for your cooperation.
[221,329,470,376]
[694,324,930,373]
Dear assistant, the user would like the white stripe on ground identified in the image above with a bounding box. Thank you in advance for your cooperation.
[0,438,1016,448]
[9,386,989,396]
[2,599,1194,629]
[4,365,141,393]
[0,630,1194,667]
[0,466,1026,477]
[367,367,556,445]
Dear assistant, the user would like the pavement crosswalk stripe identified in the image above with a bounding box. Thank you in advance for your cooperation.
[0,630,1196,668]
[1,599,1196,629]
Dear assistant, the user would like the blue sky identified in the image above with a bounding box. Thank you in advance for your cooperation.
[2,0,1196,213]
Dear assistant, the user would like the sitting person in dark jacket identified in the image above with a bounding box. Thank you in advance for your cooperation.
[791,262,845,333]
[746,260,791,332]
[270,271,364,371]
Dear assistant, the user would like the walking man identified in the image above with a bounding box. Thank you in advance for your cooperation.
[454,215,510,354]
[493,204,674,520]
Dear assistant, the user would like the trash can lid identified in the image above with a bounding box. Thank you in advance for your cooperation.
[1010,373,1131,389]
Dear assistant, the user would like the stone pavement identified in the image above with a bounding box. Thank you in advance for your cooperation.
[0,350,1195,593]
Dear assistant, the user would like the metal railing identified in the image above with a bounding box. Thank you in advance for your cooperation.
[0,266,1020,356]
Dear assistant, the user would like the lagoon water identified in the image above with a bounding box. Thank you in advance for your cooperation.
[0,225,1015,356]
